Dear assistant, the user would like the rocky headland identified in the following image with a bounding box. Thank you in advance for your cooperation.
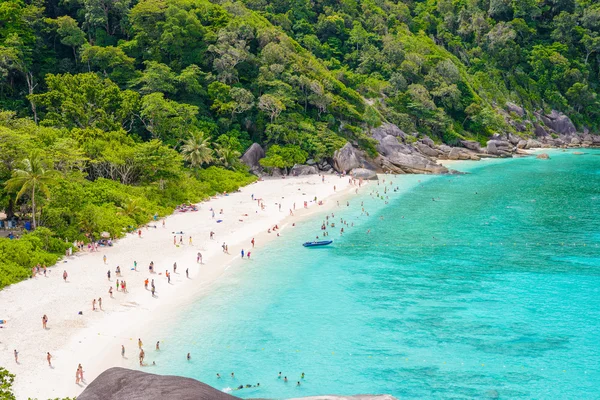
[241,103,599,179]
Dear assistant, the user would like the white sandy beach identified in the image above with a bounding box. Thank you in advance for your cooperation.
[0,174,362,399]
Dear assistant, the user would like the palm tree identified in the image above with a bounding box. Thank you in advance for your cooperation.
[216,144,241,170]
[180,132,214,168]
[117,198,143,219]
[5,152,59,229]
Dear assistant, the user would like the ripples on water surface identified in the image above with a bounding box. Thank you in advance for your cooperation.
[150,150,600,399]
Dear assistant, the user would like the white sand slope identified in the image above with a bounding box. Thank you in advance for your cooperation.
[0,174,362,399]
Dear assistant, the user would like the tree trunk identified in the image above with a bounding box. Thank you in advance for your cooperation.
[31,185,36,229]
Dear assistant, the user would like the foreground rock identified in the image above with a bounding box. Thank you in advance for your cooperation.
[78,367,237,400]
[78,368,397,400]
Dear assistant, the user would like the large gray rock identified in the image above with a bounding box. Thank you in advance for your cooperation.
[487,141,498,155]
[370,122,406,141]
[526,139,542,149]
[421,136,435,147]
[448,147,463,160]
[538,110,577,135]
[290,164,318,176]
[460,140,481,151]
[517,140,528,149]
[351,168,378,180]
[506,102,525,117]
[78,367,237,400]
[534,123,549,137]
[416,142,441,157]
[240,143,265,173]
[333,142,361,173]
[570,137,581,145]
[507,134,521,146]
[376,135,448,174]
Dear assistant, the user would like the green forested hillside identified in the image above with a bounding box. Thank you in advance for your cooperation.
[0,0,599,287]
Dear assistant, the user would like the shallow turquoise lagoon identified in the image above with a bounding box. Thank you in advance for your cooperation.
[151,150,600,399]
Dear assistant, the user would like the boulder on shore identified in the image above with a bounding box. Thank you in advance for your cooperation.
[351,168,378,180]
[538,110,577,135]
[78,367,237,400]
[290,164,318,176]
[333,142,361,173]
[460,140,481,151]
[240,143,265,173]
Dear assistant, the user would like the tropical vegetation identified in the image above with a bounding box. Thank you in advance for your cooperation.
[1,0,600,288]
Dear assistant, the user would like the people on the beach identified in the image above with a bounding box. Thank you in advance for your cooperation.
[156,341,160,350]
[92,298,96,311]
[98,297,102,310]
[139,348,145,366]
[47,352,52,367]
[42,314,48,329]
[63,270,68,282]
[14,349,18,363]
[121,345,125,358]
[138,338,143,349]
[187,353,191,361]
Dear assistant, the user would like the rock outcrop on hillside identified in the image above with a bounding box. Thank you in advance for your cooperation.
[241,106,599,178]
[78,368,398,400]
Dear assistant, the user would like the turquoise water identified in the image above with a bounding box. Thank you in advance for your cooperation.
[151,150,600,399]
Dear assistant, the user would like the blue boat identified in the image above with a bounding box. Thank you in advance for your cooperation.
[302,240,333,247]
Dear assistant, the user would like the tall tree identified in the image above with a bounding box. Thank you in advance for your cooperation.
[5,152,59,229]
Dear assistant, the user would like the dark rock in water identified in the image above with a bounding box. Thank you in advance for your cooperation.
[351,168,378,180]
[536,153,550,159]
[78,367,237,400]
[506,102,525,117]
[290,164,318,175]
[333,142,361,173]
[240,143,265,174]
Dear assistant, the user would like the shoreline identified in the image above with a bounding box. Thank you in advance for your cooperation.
[0,174,365,399]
